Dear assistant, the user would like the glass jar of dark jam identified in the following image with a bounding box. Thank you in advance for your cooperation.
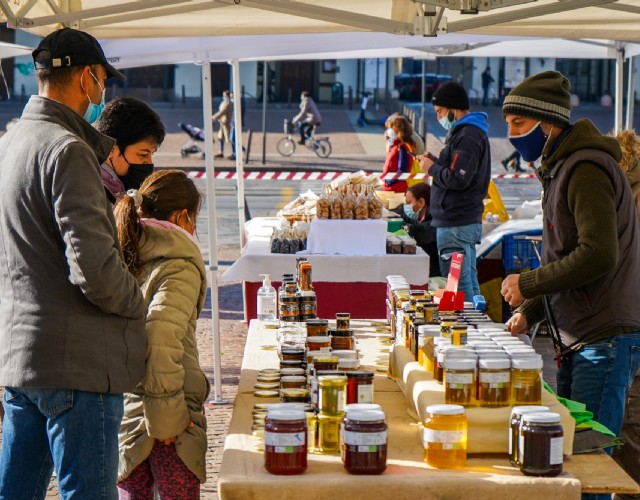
[264,409,307,475]
[281,347,306,363]
[520,412,564,477]
[346,371,374,405]
[509,406,549,466]
[343,410,387,475]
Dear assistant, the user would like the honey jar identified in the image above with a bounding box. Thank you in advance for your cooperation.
[520,412,564,477]
[264,408,307,475]
[511,357,543,405]
[444,358,476,407]
[422,404,467,469]
[330,329,355,351]
[343,410,387,475]
[509,405,549,466]
[307,336,331,351]
[336,312,351,331]
[318,375,347,415]
[478,358,511,407]
[306,318,329,337]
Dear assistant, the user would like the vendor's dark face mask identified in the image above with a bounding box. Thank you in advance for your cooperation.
[118,154,154,191]
[508,121,548,163]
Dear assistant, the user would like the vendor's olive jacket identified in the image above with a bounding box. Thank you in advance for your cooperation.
[0,96,145,393]
[118,223,209,483]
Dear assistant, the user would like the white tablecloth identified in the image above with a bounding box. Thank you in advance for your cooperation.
[221,217,429,284]
[305,218,387,255]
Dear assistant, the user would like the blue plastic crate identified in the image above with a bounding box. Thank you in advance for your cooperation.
[502,234,540,272]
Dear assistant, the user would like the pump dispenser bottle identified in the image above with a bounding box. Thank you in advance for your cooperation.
[257,274,277,321]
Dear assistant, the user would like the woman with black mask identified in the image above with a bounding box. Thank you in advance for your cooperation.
[94,97,166,203]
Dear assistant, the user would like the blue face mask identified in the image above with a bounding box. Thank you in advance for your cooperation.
[438,111,456,131]
[509,122,549,162]
[82,71,106,124]
[403,204,418,221]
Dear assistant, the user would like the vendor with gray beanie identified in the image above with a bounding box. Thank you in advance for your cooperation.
[419,81,490,299]
[501,72,640,488]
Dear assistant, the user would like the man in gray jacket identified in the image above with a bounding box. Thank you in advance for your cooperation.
[0,28,145,499]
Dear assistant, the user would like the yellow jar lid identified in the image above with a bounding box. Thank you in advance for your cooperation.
[254,382,280,390]
[314,356,340,364]
[317,374,348,386]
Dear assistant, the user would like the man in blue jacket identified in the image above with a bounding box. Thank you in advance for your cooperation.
[419,82,491,300]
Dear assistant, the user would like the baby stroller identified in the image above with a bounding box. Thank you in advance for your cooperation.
[179,122,205,158]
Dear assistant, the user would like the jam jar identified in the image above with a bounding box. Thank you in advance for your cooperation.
[280,388,309,403]
[478,358,511,407]
[422,404,467,469]
[346,371,374,405]
[281,347,306,363]
[306,318,329,337]
[511,357,543,405]
[318,375,348,415]
[307,336,331,351]
[444,358,476,407]
[343,410,388,475]
[509,405,550,466]
[280,375,308,390]
[317,413,343,454]
[264,409,307,475]
[336,313,351,331]
[330,329,355,351]
[520,412,564,477]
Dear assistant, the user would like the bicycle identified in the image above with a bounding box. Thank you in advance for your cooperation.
[277,119,332,159]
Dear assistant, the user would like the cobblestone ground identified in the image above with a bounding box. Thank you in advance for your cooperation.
[0,244,246,500]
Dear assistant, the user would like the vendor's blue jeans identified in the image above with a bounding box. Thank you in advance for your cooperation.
[0,388,124,500]
[557,333,640,500]
[436,223,482,301]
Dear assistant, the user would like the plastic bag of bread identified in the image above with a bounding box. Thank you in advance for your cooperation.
[341,185,355,220]
[316,185,331,219]
[354,185,369,220]
[367,186,383,219]
[330,188,342,219]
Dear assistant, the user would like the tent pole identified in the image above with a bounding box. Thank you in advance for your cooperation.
[615,42,624,135]
[261,61,268,165]
[420,59,426,141]
[201,62,226,404]
[231,59,247,248]
[626,55,635,131]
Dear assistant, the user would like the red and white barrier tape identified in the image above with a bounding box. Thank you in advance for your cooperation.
[185,171,537,181]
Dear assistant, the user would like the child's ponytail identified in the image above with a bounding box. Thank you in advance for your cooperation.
[114,189,143,276]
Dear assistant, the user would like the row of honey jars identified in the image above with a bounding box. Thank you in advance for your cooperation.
[442,355,543,407]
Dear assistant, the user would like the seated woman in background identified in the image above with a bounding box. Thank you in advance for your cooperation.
[398,183,441,278]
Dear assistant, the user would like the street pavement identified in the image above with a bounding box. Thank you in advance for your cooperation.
[0,96,628,498]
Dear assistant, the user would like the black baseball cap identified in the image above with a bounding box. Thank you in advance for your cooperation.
[32,27,124,80]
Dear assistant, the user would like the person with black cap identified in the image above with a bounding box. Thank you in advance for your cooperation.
[0,28,145,499]
[500,71,640,485]
[418,81,491,301]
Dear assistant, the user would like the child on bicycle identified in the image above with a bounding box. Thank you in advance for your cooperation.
[114,170,209,500]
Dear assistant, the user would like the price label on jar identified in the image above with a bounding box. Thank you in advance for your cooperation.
[344,430,387,446]
[447,373,473,385]
[422,428,466,448]
[357,384,374,403]
[264,431,306,450]
[479,372,510,384]
[550,436,564,465]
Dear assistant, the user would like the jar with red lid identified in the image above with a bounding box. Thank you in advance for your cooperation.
[343,410,387,475]
[264,409,308,475]
[346,371,374,404]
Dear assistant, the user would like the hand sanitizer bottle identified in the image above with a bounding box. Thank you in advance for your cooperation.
[257,274,277,321]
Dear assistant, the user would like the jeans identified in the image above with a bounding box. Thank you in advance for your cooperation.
[557,333,640,500]
[436,223,482,301]
[0,388,124,500]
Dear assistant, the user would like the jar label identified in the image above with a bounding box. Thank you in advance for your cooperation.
[357,384,374,403]
[422,428,465,449]
[446,373,473,385]
[550,436,564,465]
[264,431,306,450]
[479,372,510,384]
[344,430,387,446]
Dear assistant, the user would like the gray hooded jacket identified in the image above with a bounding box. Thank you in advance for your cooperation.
[0,96,145,393]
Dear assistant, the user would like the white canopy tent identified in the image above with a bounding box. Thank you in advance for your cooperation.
[0,40,33,59]
[6,0,640,402]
